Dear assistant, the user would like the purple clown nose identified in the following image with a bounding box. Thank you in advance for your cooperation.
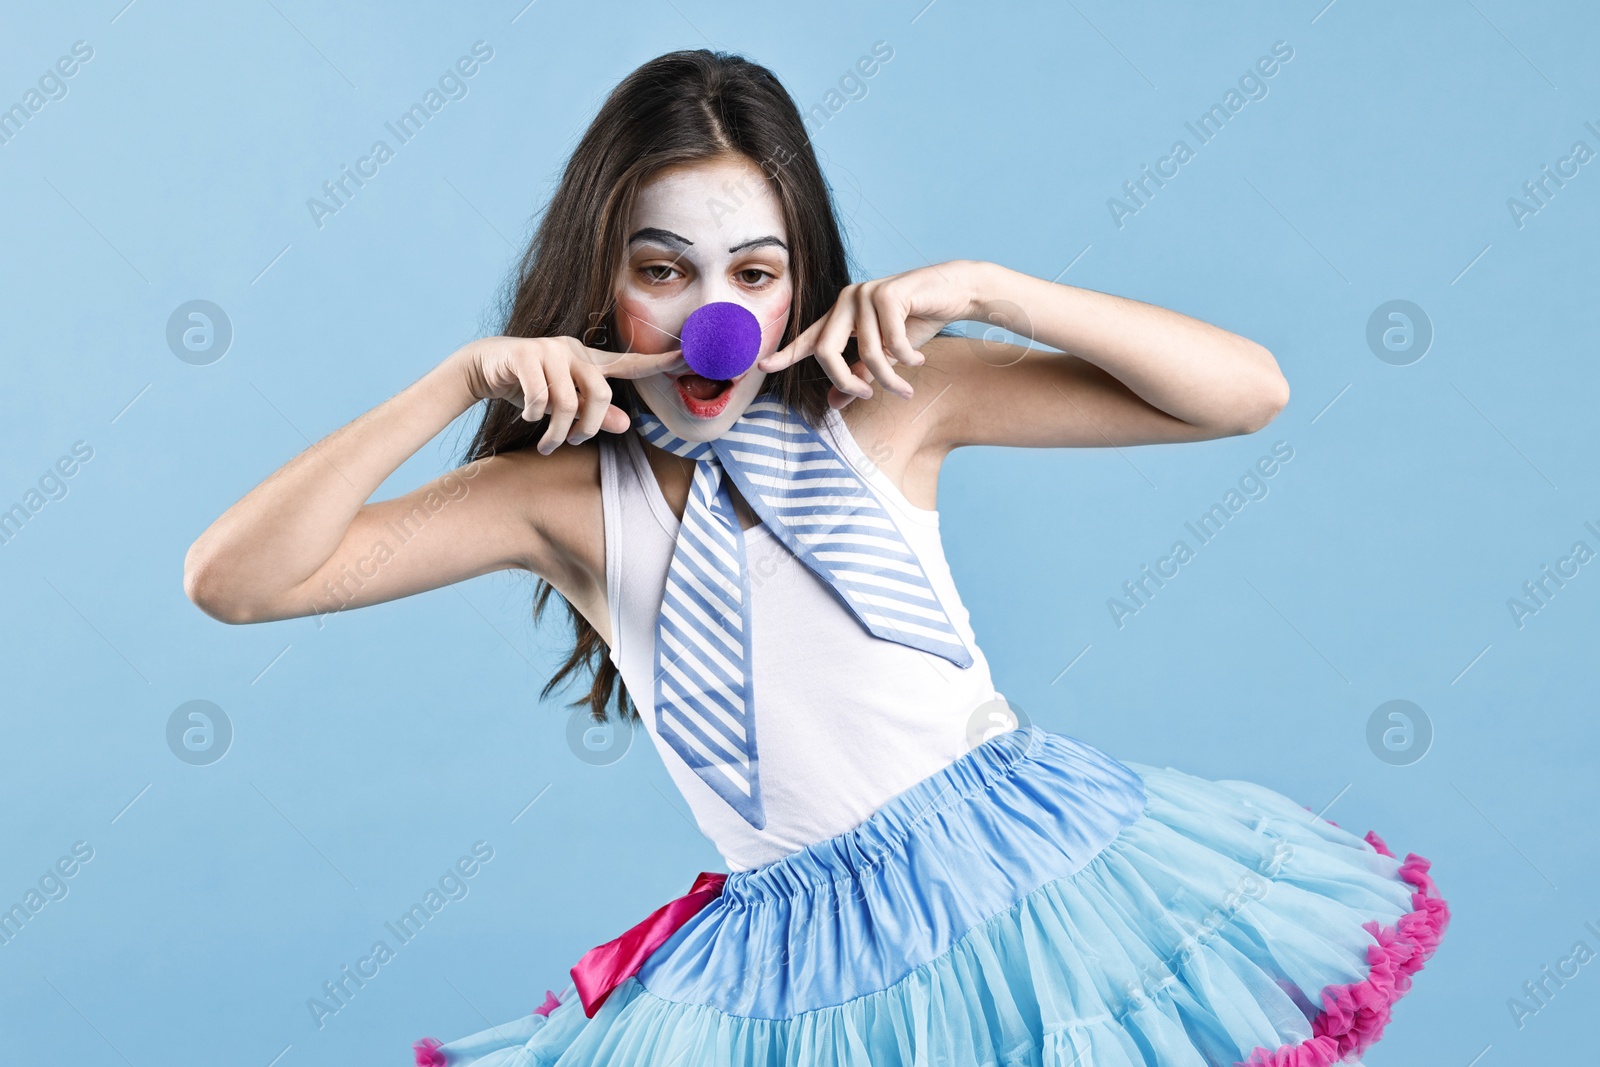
[680,302,762,381]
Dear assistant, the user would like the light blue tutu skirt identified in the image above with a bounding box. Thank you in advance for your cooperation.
[411,725,1448,1066]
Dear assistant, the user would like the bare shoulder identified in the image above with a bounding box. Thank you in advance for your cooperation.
[834,340,969,512]
[364,436,608,639]
[497,437,609,635]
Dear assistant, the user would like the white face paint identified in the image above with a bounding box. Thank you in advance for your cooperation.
[613,154,793,441]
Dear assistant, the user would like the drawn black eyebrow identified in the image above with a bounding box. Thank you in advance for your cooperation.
[628,227,693,248]
[728,236,787,254]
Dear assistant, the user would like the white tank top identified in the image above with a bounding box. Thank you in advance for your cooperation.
[598,403,1007,871]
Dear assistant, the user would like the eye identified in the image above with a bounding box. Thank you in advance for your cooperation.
[737,267,775,288]
[639,263,682,284]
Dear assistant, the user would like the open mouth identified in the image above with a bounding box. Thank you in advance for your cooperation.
[671,372,739,418]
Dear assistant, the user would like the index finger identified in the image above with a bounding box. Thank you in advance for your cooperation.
[585,345,688,380]
[759,317,824,374]
[759,310,871,400]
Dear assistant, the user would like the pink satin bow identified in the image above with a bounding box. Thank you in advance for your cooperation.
[569,870,728,1018]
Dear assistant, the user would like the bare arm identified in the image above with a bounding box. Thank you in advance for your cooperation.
[763,259,1290,455]
[931,261,1289,448]
[183,338,667,625]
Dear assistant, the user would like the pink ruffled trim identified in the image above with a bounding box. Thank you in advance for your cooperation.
[412,1036,447,1066]
[534,988,563,1017]
[1237,830,1450,1067]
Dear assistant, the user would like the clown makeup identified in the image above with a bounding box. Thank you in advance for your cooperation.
[615,154,793,441]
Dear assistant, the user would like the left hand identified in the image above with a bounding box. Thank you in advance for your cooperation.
[758,260,989,408]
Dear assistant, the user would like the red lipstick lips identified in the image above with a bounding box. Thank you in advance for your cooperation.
[669,369,745,419]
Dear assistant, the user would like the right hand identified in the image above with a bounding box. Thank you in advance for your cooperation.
[451,336,686,455]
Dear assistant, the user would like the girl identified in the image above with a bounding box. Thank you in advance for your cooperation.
[185,49,1447,1067]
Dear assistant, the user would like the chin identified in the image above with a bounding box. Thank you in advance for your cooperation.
[637,370,767,441]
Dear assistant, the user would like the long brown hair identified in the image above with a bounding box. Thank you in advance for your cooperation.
[464,49,858,725]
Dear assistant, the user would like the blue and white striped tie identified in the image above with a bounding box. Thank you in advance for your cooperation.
[633,395,973,829]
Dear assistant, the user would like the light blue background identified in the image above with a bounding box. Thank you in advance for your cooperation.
[3,0,1595,1062]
